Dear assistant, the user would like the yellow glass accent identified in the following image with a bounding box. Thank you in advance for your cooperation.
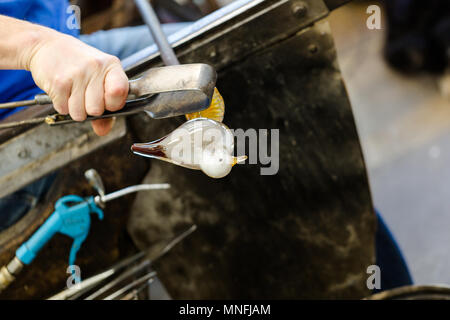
[232,156,248,166]
[185,87,225,122]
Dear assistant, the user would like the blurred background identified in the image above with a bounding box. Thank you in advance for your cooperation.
[327,1,450,286]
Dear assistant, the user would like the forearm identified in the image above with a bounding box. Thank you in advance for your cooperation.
[0,14,55,70]
[0,14,128,136]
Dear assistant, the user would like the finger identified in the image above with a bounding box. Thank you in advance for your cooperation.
[52,93,70,115]
[68,81,87,121]
[104,64,129,112]
[50,77,72,115]
[91,118,115,136]
[85,73,105,116]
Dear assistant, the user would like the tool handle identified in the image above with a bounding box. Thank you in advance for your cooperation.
[68,236,86,268]
[15,196,103,266]
[36,80,145,125]
[45,96,152,125]
[0,77,139,111]
[1,196,104,293]
[16,212,61,265]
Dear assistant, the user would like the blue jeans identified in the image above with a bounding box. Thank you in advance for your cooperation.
[0,23,189,231]
[79,24,190,60]
[374,212,413,291]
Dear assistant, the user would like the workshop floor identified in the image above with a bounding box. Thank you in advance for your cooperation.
[328,2,450,285]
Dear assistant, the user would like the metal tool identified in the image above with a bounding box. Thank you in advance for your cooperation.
[0,169,170,293]
[103,270,156,300]
[84,224,196,300]
[48,225,197,300]
[0,64,216,129]
[85,169,106,201]
[134,0,181,66]
[0,94,52,109]
[49,252,147,300]
[134,0,225,122]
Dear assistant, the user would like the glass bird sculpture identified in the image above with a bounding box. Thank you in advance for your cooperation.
[131,118,246,178]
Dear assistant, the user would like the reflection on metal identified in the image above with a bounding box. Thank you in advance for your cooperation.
[123,0,266,69]
[85,169,106,199]
[95,183,170,204]
[123,0,329,75]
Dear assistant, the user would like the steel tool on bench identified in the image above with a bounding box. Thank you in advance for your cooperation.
[0,169,170,293]
[134,0,225,122]
[48,225,197,300]
[0,63,217,129]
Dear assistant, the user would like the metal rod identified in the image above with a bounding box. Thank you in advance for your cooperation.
[0,94,52,110]
[96,183,170,204]
[85,224,196,300]
[156,224,197,259]
[0,99,37,109]
[48,225,195,300]
[48,269,115,300]
[103,271,156,300]
[0,117,46,129]
[134,0,180,66]
[48,251,147,300]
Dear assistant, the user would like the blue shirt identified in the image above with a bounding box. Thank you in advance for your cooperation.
[0,0,79,119]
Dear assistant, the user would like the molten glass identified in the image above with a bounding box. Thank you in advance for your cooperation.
[131,118,246,178]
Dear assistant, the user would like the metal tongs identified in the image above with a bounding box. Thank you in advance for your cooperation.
[0,63,217,129]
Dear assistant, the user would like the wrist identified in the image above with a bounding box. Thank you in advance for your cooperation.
[20,23,58,71]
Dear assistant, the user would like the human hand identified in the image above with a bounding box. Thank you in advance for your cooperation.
[25,29,128,136]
